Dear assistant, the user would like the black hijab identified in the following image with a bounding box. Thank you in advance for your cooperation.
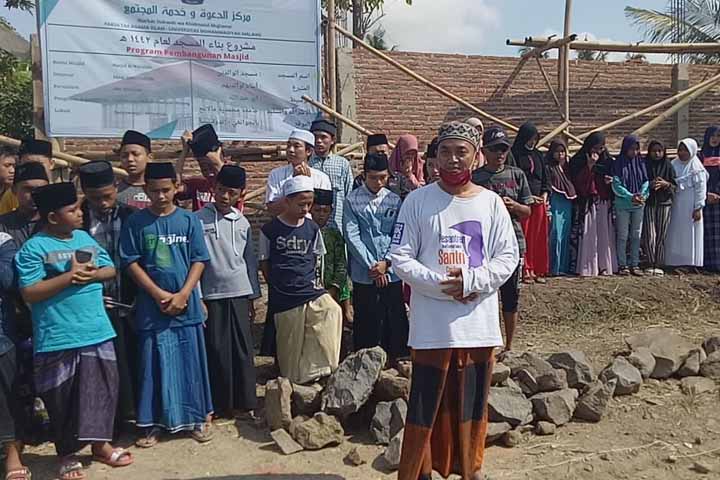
[511,122,539,169]
[570,131,612,179]
[546,139,576,199]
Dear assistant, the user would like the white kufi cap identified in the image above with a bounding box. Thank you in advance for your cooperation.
[283,175,315,197]
[288,128,315,146]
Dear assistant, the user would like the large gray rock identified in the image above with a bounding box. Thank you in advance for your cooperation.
[530,389,578,426]
[574,379,616,422]
[700,351,720,380]
[547,351,596,389]
[291,412,344,450]
[600,357,642,396]
[516,366,568,396]
[384,429,404,470]
[374,370,411,401]
[703,336,720,356]
[370,402,393,445]
[321,347,387,418]
[492,363,511,386]
[485,422,512,443]
[389,399,407,440]
[265,377,293,431]
[488,386,533,427]
[678,349,707,378]
[626,328,695,379]
[291,383,323,416]
[627,347,656,379]
[680,376,716,396]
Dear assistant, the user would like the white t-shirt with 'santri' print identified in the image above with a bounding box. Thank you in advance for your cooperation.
[389,183,519,350]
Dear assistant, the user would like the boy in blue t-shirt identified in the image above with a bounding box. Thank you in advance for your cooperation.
[15,183,132,479]
[259,175,342,385]
[119,162,213,448]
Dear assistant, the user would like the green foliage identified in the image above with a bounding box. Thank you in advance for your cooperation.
[517,46,550,59]
[0,50,33,138]
[322,0,411,11]
[575,50,609,61]
[365,25,397,51]
[4,0,34,11]
[625,2,720,64]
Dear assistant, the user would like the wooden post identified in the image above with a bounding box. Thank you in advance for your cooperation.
[562,0,573,127]
[535,56,564,117]
[579,70,720,139]
[327,0,337,112]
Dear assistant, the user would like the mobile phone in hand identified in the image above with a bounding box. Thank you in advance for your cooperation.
[75,250,93,263]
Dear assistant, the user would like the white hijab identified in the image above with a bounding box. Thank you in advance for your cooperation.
[674,138,708,185]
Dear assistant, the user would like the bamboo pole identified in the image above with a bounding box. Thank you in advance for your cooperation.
[632,78,720,136]
[0,135,128,178]
[519,34,577,60]
[580,70,720,139]
[302,95,396,148]
[338,141,365,156]
[328,0,337,112]
[333,23,521,133]
[562,0,572,129]
[538,121,571,146]
[535,56,563,117]
[507,38,720,54]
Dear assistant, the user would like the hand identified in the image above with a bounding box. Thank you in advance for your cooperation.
[369,261,388,279]
[72,264,99,285]
[454,292,479,304]
[374,274,389,289]
[531,195,545,204]
[206,149,225,171]
[293,162,311,177]
[328,286,340,301]
[161,291,189,316]
[440,268,465,299]
[181,130,193,153]
[603,175,613,185]
[693,208,703,223]
[249,300,256,322]
[503,197,518,214]
[654,178,670,191]
[631,194,644,206]
[708,192,720,205]
[201,300,208,319]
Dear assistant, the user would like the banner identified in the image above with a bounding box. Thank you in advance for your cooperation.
[37,0,322,140]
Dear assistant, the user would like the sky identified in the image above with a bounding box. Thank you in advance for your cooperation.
[3,0,670,61]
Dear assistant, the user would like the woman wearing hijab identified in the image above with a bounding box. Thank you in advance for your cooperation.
[611,135,650,276]
[665,138,708,269]
[643,140,676,276]
[546,139,576,276]
[700,126,720,271]
[389,134,425,196]
[569,131,617,277]
[512,122,551,283]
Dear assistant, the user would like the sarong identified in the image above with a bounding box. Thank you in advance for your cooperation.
[642,204,672,267]
[136,324,214,432]
[352,281,409,360]
[0,347,17,444]
[704,203,720,271]
[576,199,617,276]
[108,309,138,428]
[274,293,342,385]
[399,348,494,480]
[521,202,550,277]
[34,340,118,456]
[549,193,573,275]
[205,297,257,413]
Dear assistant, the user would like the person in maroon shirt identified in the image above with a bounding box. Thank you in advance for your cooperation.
[176,124,242,211]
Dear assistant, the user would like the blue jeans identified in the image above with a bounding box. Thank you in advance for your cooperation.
[616,207,644,268]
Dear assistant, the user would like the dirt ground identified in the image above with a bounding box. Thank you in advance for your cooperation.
[19,274,720,480]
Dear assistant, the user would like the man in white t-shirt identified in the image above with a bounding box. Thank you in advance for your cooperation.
[390,121,519,480]
[265,129,331,216]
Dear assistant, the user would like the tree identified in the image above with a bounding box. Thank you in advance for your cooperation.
[517,46,550,59]
[0,49,32,138]
[575,50,609,61]
[323,0,412,45]
[625,52,648,62]
[4,0,34,10]
[625,2,720,64]
[365,25,396,51]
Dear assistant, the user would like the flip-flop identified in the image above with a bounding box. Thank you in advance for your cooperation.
[92,448,133,468]
[135,427,162,448]
[190,423,213,443]
[5,467,31,480]
[58,461,85,480]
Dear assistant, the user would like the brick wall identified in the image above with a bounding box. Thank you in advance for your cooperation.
[352,50,720,150]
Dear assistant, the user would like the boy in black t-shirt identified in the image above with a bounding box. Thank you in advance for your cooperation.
[259,175,342,384]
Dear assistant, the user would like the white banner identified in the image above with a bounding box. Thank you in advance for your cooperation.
[38,0,322,141]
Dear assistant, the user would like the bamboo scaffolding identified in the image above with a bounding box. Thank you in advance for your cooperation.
[327,0,337,112]
[535,56,563,117]
[581,71,720,139]
[519,34,577,60]
[0,134,128,178]
[633,77,720,136]
[333,23,521,133]
[562,1,572,125]
[507,38,720,54]
[538,121,571,146]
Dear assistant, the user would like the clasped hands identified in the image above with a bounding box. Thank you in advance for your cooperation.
[440,267,478,304]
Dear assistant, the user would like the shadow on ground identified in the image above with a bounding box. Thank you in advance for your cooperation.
[165,476,346,480]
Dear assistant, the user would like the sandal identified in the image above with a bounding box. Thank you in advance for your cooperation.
[5,468,31,480]
[191,422,213,443]
[59,460,85,480]
[92,448,133,468]
[135,427,162,448]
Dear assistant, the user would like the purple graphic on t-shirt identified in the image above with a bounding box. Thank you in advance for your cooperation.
[450,221,485,268]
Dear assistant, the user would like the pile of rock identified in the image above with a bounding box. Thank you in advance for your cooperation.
[265,331,719,469]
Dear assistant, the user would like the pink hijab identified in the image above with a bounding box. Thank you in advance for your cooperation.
[389,134,425,187]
